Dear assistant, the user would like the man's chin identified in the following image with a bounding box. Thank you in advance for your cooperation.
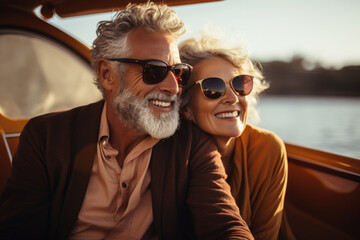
[142,111,180,139]
[113,88,180,138]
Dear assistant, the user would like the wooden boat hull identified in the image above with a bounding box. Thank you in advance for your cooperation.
[285,143,360,239]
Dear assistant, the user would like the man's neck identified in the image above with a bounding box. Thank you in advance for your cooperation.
[106,103,147,168]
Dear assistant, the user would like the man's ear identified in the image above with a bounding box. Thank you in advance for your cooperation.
[183,106,195,121]
[98,59,115,91]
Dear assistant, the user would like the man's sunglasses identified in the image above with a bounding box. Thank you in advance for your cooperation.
[107,58,192,87]
[193,75,254,100]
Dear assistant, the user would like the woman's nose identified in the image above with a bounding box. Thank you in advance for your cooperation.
[221,84,239,104]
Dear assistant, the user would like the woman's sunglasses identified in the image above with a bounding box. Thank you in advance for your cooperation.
[194,75,254,100]
[107,58,192,87]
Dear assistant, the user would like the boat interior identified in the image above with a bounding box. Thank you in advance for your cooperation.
[1,0,359,239]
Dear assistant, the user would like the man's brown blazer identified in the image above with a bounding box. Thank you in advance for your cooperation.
[0,100,252,239]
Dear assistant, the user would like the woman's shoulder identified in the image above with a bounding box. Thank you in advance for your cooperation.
[239,124,287,173]
[240,124,286,155]
[244,124,283,143]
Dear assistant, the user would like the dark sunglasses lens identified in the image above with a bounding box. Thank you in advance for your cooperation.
[143,61,168,84]
[201,78,225,99]
[172,64,191,87]
[232,75,253,96]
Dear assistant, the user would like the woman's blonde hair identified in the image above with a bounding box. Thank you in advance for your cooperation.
[179,31,269,123]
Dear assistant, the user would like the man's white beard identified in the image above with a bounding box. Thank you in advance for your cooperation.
[112,88,180,139]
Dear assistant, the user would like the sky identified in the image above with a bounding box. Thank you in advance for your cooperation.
[46,0,360,69]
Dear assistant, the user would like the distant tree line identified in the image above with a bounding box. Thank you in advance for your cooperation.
[259,56,360,97]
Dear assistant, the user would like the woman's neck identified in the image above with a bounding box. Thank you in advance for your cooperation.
[213,136,236,173]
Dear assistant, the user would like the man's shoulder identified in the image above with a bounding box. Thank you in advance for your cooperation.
[155,117,217,156]
[23,100,104,136]
[170,117,213,143]
[28,100,104,125]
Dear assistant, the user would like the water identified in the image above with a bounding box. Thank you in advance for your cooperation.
[255,96,360,159]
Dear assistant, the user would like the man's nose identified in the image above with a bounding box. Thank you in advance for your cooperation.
[158,71,180,95]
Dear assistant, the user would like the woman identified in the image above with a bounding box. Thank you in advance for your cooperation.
[179,33,295,240]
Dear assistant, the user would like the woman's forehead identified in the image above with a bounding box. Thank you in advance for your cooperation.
[192,56,240,79]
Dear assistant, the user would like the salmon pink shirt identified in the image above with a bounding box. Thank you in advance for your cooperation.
[69,104,159,240]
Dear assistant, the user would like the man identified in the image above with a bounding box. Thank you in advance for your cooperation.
[0,2,253,239]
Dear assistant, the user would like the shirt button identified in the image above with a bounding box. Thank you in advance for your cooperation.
[122,182,127,188]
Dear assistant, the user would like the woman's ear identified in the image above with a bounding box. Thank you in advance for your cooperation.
[98,59,115,91]
[183,106,195,121]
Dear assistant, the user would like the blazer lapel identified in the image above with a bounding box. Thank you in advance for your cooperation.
[151,137,179,239]
[150,142,167,239]
[56,100,104,240]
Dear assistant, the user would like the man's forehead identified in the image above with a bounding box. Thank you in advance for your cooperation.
[127,28,179,60]
[169,42,181,62]
[128,29,175,49]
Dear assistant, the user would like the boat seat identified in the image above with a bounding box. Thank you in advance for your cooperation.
[0,113,28,193]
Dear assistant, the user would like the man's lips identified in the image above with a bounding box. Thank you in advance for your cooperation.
[150,99,172,107]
